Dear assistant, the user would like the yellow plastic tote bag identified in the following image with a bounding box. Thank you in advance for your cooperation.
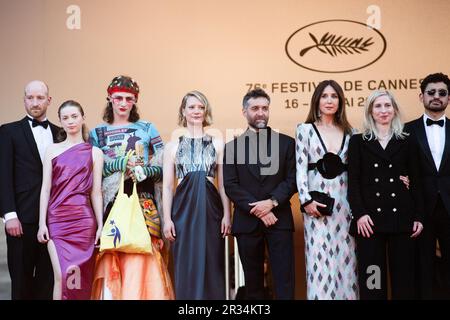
[100,173,152,254]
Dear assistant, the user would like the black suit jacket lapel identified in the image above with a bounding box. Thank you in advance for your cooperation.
[239,131,261,181]
[438,117,450,172]
[20,117,41,164]
[260,129,275,182]
[49,122,60,142]
[385,137,404,158]
[414,118,437,172]
[365,138,391,162]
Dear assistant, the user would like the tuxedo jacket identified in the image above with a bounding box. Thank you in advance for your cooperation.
[0,117,60,223]
[347,134,424,234]
[223,128,297,234]
[405,117,450,216]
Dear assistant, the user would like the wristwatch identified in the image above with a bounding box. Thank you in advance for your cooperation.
[271,197,279,208]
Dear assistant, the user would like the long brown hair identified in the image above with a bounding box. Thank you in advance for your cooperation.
[305,80,352,135]
[56,100,89,142]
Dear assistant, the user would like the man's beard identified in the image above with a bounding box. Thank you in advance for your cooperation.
[249,119,267,130]
[30,106,45,118]
[425,100,447,113]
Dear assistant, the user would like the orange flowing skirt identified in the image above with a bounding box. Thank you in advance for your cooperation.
[91,238,174,300]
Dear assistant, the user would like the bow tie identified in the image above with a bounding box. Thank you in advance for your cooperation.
[426,118,444,127]
[28,118,49,129]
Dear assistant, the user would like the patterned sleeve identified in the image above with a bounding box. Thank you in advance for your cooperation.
[89,126,127,177]
[142,123,164,182]
[295,123,313,207]
[88,128,99,147]
[148,123,164,153]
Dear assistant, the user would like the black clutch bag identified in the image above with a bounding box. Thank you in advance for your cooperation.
[307,191,335,216]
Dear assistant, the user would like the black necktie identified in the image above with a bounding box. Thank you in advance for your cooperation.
[28,118,49,129]
[426,118,444,127]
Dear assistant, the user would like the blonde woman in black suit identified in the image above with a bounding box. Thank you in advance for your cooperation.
[348,90,424,300]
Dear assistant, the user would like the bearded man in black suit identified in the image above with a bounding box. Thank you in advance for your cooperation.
[405,72,450,299]
[0,80,59,299]
[223,89,297,299]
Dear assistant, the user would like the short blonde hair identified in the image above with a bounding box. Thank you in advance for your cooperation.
[178,90,213,127]
[362,90,408,140]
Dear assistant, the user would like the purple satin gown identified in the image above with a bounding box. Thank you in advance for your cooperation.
[47,143,97,300]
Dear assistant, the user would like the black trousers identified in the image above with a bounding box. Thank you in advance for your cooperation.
[6,223,53,300]
[416,195,450,299]
[236,227,295,300]
[356,232,415,300]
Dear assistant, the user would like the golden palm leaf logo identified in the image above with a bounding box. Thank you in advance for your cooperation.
[300,32,374,57]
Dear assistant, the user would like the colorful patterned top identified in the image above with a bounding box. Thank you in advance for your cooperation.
[89,120,164,238]
[89,121,163,179]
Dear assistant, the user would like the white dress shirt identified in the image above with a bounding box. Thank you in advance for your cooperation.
[423,114,446,171]
[2,116,54,223]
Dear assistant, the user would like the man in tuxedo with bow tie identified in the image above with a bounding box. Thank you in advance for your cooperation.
[223,89,297,299]
[405,72,450,299]
[0,80,59,299]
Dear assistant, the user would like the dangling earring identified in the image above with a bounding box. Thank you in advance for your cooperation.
[317,110,321,118]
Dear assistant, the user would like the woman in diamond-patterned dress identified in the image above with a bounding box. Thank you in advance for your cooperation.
[295,80,358,300]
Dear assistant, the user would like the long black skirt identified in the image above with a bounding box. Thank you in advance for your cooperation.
[172,171,225,299]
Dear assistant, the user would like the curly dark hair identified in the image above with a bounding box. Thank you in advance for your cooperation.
[420,73,450,93]
[102,101,140,124]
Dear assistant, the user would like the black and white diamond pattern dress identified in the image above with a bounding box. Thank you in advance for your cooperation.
[295,123,359,300]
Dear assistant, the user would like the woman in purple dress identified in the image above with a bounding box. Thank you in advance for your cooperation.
[37,100,104,300]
